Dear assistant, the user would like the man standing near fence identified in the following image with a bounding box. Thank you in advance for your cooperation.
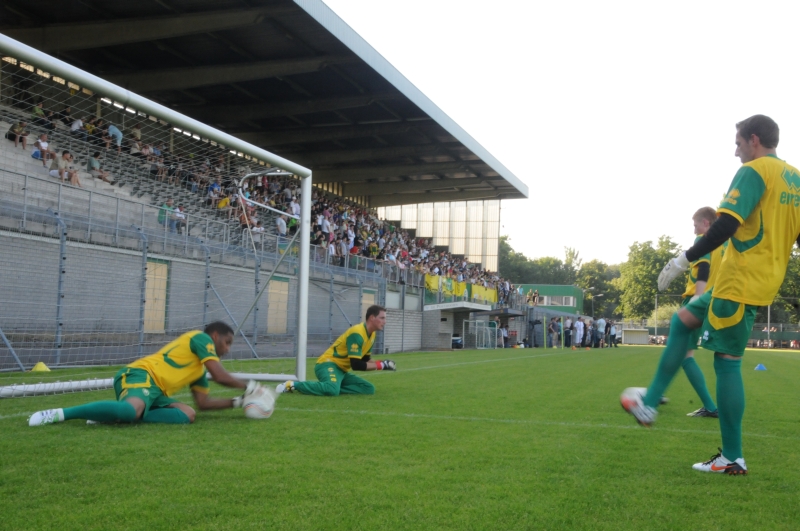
[277,305,395,396]
[622,115,800,475]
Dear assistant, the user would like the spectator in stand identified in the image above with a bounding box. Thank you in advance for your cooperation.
[34,134,55,167]
[31,99,48,127]
[49,150,81,187]
[275,213,287,241]
[290,196,300,217]
[87,152,113,183]
[238,209,250,230]
[251,221,265,235]
[70,117,88,142]
[173,206,187,234]
[103,124,124,153]
[337,236,349,267]
[5,121,29,149]
[158,198,176,233]
[131,123,142,144]
[207,178,222,208]
[56,106,72,127]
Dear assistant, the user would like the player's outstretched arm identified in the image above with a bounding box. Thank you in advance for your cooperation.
[193,389,242,411]
[205,359,248,390]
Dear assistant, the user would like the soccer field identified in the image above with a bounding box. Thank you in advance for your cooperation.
[1,346,799,531]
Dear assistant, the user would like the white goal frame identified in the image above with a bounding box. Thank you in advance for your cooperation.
[462,320,500,350]
[0,34,312,395]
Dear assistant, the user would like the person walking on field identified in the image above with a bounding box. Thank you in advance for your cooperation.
[277,305,395,396]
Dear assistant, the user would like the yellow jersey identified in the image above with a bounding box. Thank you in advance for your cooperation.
[317,323,375,372]
[715,154,800,305]
[127,330,219,396]
[683,236,712,298]
[705,241,726,292]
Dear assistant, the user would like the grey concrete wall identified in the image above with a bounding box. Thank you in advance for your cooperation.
[0,229,385,369]
[383,309,422,354]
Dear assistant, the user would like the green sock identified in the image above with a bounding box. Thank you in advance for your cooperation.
[715,356,744,461]
[63,401,138,423]
[643,313,693,408]
[141,408,191,424]
[682,357,717,412]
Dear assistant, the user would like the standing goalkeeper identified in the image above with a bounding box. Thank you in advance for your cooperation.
[622,115,800,475]
[29,321,264,426]
[277,305,395,396]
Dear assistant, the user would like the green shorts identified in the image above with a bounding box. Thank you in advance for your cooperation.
[114,367,177,412]
[683,290,758,357]
[682,297,702,349]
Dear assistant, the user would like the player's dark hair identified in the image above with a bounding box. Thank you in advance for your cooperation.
[365,305,386,321]
[692,207,717,224]
[204,321,233,336]
[736,115,779,149]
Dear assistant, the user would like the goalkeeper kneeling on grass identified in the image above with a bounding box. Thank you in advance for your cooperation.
[29,321,266,426]
[277,305,395,396]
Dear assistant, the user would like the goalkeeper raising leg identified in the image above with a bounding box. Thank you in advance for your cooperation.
[277,305,395,396]
[29,321,265,426]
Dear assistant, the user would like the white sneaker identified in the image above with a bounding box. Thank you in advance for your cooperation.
[276,381,294,394]
[620,387,658,427]
[692,448,748,475]
[86,420,99,425]
[28,408,65,426]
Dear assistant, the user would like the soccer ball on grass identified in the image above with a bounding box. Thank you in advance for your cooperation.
[243,388,276,419]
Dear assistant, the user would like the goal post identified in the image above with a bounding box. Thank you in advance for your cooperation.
[462,320,499,350]
[0,34,312,396]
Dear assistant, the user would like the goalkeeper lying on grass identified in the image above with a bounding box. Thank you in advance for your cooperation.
[29,321,266,426]
[277,305,396,396]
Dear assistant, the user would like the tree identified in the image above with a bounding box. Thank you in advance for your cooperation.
[577,259,621,317]
[617,236,683,319]
[498,236,572,285]
[564,247,582,285]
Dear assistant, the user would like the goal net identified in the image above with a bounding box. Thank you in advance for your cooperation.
[462,320,500,350]
[0,39,314,397]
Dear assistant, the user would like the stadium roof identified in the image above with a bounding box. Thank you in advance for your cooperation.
[0,0,528,207]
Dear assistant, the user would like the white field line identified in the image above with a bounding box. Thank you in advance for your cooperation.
[278,406,800,442]
[370,350,579,374]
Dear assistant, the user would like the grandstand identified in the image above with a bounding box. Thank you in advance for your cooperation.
[0,0,529,375]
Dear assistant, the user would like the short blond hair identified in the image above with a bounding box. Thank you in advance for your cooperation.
[692,207,717,224]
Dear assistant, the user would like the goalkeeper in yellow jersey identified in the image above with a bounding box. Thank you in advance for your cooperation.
[277,305,395,396]
[622,115,800,475]
[29,322,264,426]
[678,207,722,418]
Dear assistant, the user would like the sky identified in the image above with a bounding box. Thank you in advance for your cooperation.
[321,0,800,265]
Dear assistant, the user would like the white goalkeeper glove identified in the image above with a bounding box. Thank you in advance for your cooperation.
[657,252,690,291]
[233,380,265,408]
[377,360,396,371]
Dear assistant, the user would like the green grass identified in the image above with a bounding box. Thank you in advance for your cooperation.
[1,346,799,530]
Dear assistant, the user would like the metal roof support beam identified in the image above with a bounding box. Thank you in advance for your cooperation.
[0,7,294,52]
[314,162,469,183]
[369,190,505,208]
[104,56,356,92]
[289,144,443,166]
[344,177,488,196]
[236,121,433,146]
[179,92,403,123]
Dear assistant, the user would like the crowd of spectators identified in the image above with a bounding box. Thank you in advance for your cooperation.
[10,100,506,297]
[545,316,619,349]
